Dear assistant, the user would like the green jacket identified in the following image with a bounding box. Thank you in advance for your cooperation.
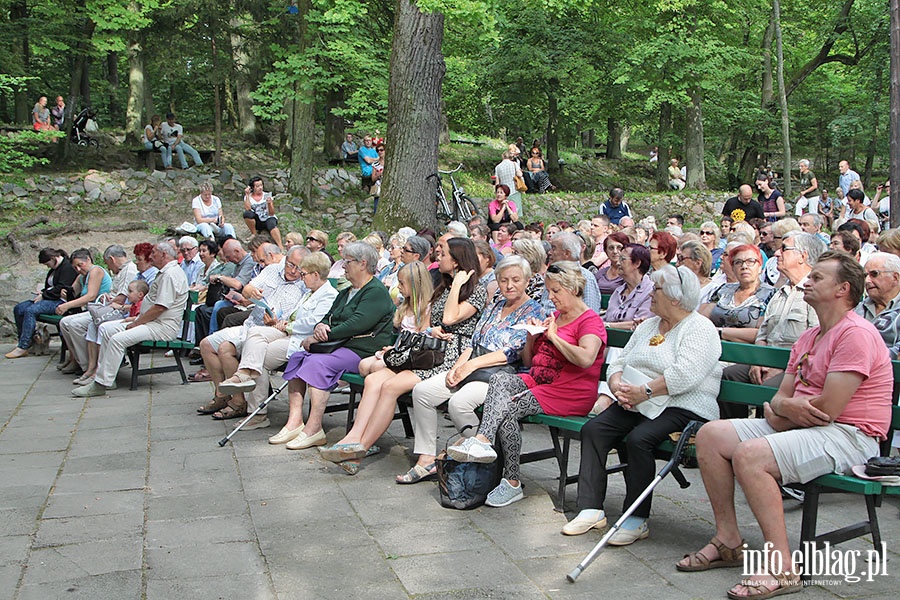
[320,276,395,358]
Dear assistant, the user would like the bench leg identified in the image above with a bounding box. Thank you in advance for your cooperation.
[865,493,883,560]
[398,401,414,438]
[345,387,359,432]
[129,349,140,391]
[547,427,570,512]
[174,351,188,385]
[798,485,820,581]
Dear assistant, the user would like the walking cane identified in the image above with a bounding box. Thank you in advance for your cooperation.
[567,420,704,582]
[218,378,289,447]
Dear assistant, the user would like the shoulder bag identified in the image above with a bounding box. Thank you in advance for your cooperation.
[457,344,517,387]
[382,330,448,371]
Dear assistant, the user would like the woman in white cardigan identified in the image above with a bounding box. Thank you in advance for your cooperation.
[562,265,722,543]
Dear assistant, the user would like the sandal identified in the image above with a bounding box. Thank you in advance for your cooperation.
[188,369,211,383]
[218,371,257,394]
[396,462,437,484]
[197,395,230,415]
[726,571,801,600]
[211,400,247,420]
[335,447,381,476]
[319,443,368,463]
[677,536,746,572]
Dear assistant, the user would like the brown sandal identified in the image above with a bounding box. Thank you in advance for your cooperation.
[197,395,230,415]
[211,399,247,420]
[726,570,801,600]
[677,536,745,572]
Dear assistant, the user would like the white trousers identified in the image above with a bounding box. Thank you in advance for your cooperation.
[411,371,488,456]
[794,195,820,215]
[95,319,179,386]
[236,326,290,413]
[60,312,92,368]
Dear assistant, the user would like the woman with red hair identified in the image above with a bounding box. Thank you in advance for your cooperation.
[649,231,677,271]
[699,244,774,343]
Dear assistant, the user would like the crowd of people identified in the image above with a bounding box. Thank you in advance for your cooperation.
[5,155,898,599]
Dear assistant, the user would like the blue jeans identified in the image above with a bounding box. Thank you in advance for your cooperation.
[173,142,203,169]
[143,140,172,168]
[196,222,236,239]
[14,298,63,349]
[208,299,232,336]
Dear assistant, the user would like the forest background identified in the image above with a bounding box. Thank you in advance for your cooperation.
[0,0,892,232]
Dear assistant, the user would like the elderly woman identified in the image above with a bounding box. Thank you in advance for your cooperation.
[403,255,543,483]
[649,231,677,271]
[677,241,717,304]
[7,248,79,359]
[877,228,900,258]
[242,176,283,248]
[700,244,774,343]
[698,221,724,272]
[269,242,394,449]
[54,249,112,372]
[328,231,358,280]
[562,265,721,541]
[605,244,654,330]
[212,252,338,430]
[192,182,236,240]
[317,237,488,472]
[447,261,606,506]
[512,238,547,300]
[594,232,629,294]
[305,229,334,263]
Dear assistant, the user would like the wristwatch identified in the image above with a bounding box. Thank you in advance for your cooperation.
[644,384,653,399]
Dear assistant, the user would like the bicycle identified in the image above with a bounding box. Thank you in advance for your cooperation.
[426,163,479,224]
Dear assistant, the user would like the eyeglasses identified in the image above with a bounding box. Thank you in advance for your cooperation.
[284,261,301,271]
[779,245,798,253]
[732,258,761,268]
[546,264,564,274]
[345,258,359,264]
[772,235,783,241]
[402,247,415,254]
[649,245,659,251]
[700,231,715,236]
[298,271,310,277]
[866,270,884,278]
[179,247,194,254]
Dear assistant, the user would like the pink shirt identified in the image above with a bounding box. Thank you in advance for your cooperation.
[521,309,607,416]
[786,311,893,440]
[488,198,519,218]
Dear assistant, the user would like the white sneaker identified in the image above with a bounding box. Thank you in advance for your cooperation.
[485,478,524,507]
[447,437,497,463]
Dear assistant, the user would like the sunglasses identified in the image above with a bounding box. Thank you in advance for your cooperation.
[866,270,884,278]
[700,231,715,236]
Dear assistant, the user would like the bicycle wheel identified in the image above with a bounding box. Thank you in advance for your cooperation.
[461,197,478,221]
[436,196,452,224]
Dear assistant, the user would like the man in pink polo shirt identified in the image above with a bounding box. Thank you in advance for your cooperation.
[677,250,892,599]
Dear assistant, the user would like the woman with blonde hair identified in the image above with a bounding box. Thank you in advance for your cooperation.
[877,228,900,258]
[511,238,546,300]
[358,261,433,376]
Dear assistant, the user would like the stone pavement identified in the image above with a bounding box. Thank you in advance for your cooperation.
[1,343,897,600]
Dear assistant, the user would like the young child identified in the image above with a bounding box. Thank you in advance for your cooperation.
[358,261,432,376]
[123,280,149,322]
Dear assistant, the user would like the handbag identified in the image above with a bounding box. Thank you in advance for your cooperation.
[457,344,516,387]
[87,301,127,327]
[865,456,900,477]
[513,173,528,193]
[308,314,392,354]
[383,330,447,371]
[436,430,502,510]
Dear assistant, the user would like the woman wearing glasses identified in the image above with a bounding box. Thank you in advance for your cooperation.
[700,244,774,344]
[697,221,724,273]
[561,265,720,542]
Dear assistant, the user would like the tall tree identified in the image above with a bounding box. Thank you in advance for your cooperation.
[376,0,445,231]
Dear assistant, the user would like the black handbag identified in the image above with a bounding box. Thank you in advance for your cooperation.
[865,456,900,477]
[308,314,391,354]
[436,430,502,510]
[457,344,517,387]
[383,330,447,371]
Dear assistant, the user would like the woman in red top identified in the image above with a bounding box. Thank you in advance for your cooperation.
[447,261,606,507]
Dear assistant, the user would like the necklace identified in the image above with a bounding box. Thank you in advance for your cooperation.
[649,334,665,346]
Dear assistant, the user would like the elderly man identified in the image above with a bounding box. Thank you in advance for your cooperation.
[722,184,765,223]
[60,244,139,373]
[720,232,826,418]
[798,213,829,244]
[73,243,189,397]
[540,231,603,315]
[838,160,861,197]
[198,246,310,421]
[678,251,892,599]
[855,251,900,358]
[178,236,203,285]
[598,188,632,225]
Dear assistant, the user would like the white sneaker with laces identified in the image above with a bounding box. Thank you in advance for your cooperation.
[447,437,497,463]
[485,478,524,507]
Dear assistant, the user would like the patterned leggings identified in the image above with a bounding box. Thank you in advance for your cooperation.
[477,371,543,481]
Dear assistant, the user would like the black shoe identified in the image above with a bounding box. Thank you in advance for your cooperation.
[189,357,204,366]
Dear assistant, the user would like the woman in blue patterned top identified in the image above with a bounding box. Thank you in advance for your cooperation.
[400,255,543,483]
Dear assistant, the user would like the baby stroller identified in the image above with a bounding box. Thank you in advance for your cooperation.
[71,107,99,146]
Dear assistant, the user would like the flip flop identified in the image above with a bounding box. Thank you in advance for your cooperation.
[188,370,211,383]
[319,443,368,463]
[396,462,437,484]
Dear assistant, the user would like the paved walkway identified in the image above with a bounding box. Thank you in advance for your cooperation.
[0,343,897,599]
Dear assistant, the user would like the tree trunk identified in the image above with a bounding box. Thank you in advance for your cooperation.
[685,90,707,189]
[655,102,672,191]
[864,64,884,185]
[761,12,775,108]
[546,77,560,173]
[80,56,92,109]
[288,0,314,203]
[606,118,622,160]
[230,13,259,142]
[124,31,145,145]
[376,0,445,232]
[11,1,30,124]
[774,0,791,197]
[323,87,344,160]
[106,52,120,124]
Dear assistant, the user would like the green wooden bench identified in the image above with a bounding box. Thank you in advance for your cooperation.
[126,290,199,390]
[35,312,67,364]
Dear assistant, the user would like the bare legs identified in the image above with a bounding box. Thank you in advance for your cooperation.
[334,368,420,450]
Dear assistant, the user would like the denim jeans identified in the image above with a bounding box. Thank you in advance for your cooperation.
[173,142,203,169]
[143,140,172,168]
[196,222,236,239]
[13,298,63,349]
